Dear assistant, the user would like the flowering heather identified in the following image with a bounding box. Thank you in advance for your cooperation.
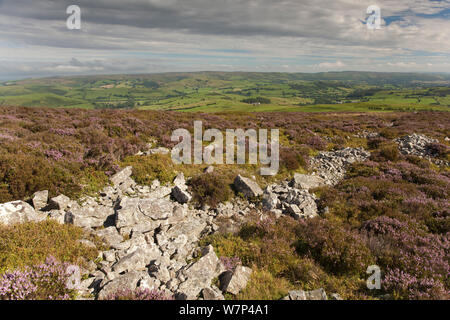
[105,288,174,300]
[220,256,242,272]
[0,256,77,300]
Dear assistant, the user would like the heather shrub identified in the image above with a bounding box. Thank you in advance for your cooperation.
[279,148,307,171]
[0,256,79,300]
[0,220,100,274]
[121,154,177,186]
[104,288,173,300]
[189,173,233,208]
[362,216,449,299]
[378,145,400,162]
[426,142,449,159]
[294,218,374,276]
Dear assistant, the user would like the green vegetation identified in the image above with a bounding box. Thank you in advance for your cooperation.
[0,220,101,274]
[1,72,449,112]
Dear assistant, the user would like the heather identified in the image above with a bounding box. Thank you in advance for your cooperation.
[0,256,79,300]
[1,106,448,204]
[0,220,100,274]
[0,106,449,300]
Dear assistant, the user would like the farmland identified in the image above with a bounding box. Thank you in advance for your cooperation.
[1,72,449,112]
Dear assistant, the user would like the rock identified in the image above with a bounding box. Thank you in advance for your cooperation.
[202,286,225,300]
[262,192,279,211]
[177,245,224,300]
[331,293,343,300]
[66,204,114,229]
[171,186,192,204]
[32,190,48,211]
[285,288,328,300]
[94,227,124,246]
[234,175,263,198]
[115,197,172,231]
[97,271,146,300]
[147,147,170,155]
[204,166,214,174]
[112,248,149,274]
[49,194,72,211]
[0,201,46,225]
[48,210,65,224]
[290,174,324,190]
[219,266,252,295]
[173,173,187,190]
[110,166,133,188]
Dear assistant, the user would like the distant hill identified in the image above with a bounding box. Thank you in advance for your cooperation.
[0,71,449,112]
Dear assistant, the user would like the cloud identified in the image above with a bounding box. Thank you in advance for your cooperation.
[0,0,449,79]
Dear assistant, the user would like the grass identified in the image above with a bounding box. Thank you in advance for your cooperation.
[0,220,102,275]
[1,72,449,112]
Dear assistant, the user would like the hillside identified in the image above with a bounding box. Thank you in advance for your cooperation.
[1,72,449,112]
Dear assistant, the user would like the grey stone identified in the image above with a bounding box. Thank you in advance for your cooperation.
[49,194,71,211]
[97,271,146,300]
[171,186,192,204]
[234,175,263,198]
[0,201,46,225]
[177,245,224,300]
[32,190,48,211]
[290,173,324,190]
[219,266,252,295]
[202,286,225,300]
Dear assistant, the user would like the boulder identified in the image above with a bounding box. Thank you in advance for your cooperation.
[171,186,192,204]
[49,194,72,211]
[233,175,263,198]
[97,271,146,300]
[0,201,46,225]
[112,248,149,274]
[32,190,48,211]
[94,227,124,246]
[290,174,324,190]
[219,266,252,295]
[177,245,224,300]
[285,288,328,300]
[202,286,225,300]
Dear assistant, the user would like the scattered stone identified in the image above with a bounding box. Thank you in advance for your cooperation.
[177,245,224,300]
[285,288,328,300]
[49,194,72,211]
[0,201,46,225]
[234,175,263,198]
[204,166,214,174]
[172,186,192,204]
[290,173,324,190]
[32,190,48,211]
[219,266,252,295]
[202,286,225,300]
[110,166,136,192]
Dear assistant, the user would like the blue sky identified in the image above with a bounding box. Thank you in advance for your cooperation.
[0,0,449,80]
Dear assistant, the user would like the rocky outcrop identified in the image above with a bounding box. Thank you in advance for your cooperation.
[0,201,47,225]
[395,133,449,166]
[234,175,263,198]
[263,181,318,219]
[283,288,328,300]
[219,266,252,295]
[310,147,371,185]
[32,190,48,211]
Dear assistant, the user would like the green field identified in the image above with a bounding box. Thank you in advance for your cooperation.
[1,72,449,112]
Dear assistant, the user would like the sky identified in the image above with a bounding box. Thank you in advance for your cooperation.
[0,0,449,80]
